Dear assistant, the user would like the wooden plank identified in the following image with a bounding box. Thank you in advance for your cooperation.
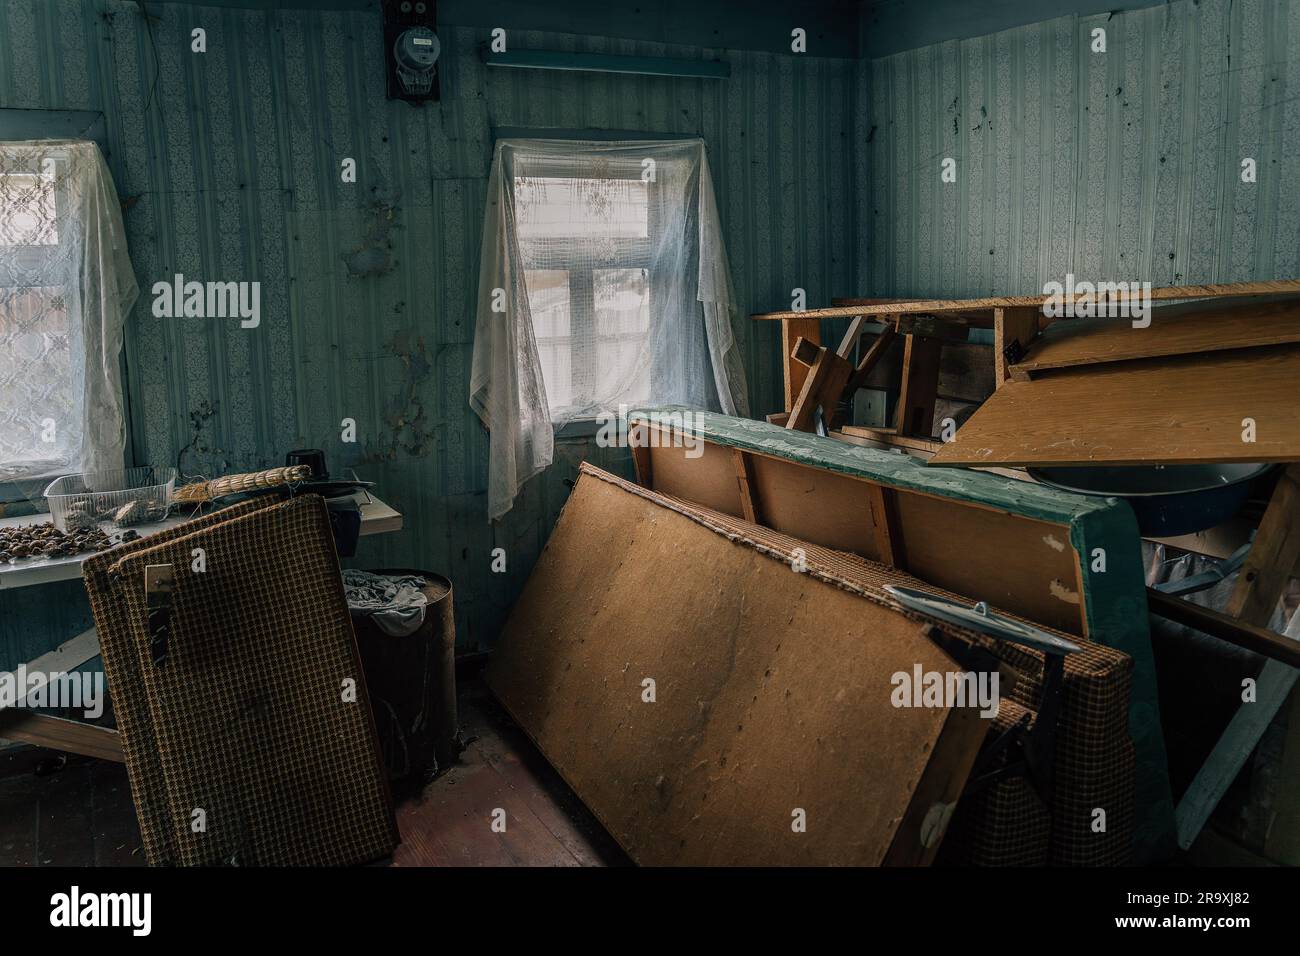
[840,425,945,456]
[1011,296,1300,377]
[788,339,853,433]
[0,712,123,763]
[836,315,869,356]
[751,278,1300,321]
[895,314,973,340]
[866,484,902,567]
[765,412,790,427]
[1174,631,1299,850]
[781,318,821,411]
[630,424,652,486]
[994,306,1039,387]
[1147,588,1300,668]
[845,325,899,394]
[1172,468,1300,850]
[930,347,1300,467]
[791,336,822,367]
[1225,464,1300,625]
[486,469,984,866]
[896,335,942,437]
[731,449,761,524]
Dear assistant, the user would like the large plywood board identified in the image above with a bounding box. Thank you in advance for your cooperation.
[486,470,986,866]
[751,279,1300,322]
[1011,296,1300,377]
[931,346,1300,467]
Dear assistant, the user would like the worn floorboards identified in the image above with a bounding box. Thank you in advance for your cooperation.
[0,677,629,868]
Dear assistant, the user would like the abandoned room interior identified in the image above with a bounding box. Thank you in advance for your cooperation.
[1,0,1299,897]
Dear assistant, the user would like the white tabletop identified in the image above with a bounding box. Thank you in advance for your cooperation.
[0,492,402,591]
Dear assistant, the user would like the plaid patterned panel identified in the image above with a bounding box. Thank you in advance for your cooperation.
[581,463,1136,866]
[86,495,396,866]
[939,698,1052,866]
[83,499,271,865]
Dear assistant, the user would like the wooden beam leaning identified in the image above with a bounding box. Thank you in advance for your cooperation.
[787,337,854,433]
[731,449,761,524]
[781,318,821,412]
[0,711,124,763]
[866,483,903,568]
[1147,588,1300,669]
[896,335,943,437]
[1225,464,1300,625]
[1174,464,1300,850]
[844,324,899,395]
[630,423,652,487]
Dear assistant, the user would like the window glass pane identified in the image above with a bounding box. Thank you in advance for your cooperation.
[594,268,650,404]
[0,286,77,475]
[514,177,648,240]
[0,167,59,245]
[524,269,573,413]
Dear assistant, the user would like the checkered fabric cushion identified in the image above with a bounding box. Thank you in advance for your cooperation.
[938,698,1051,866]
[580,463,1136,866]
[84,495,397,866]
[83,499,271,865]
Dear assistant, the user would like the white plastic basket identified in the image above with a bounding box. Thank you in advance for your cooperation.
[43,466,177,532]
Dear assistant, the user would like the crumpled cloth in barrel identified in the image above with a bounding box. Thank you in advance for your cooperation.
[342,569,429,637]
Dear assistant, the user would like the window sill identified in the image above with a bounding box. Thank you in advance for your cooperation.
[554,418,603,440]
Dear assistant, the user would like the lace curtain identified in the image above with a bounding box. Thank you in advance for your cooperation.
[469,138,749,521]
[0,140,137,483]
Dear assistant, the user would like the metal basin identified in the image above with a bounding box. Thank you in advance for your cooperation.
[1027,463,1273,537]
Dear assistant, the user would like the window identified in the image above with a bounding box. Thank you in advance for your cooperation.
[470,137,748,520]
[512,163,657,420]
[0,151,78,481]
[0,140,136,485]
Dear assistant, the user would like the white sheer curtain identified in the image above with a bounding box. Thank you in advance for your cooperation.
[0,140,137,481]
[469,138,748,521]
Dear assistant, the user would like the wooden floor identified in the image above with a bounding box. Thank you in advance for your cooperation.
[0,676,628,868]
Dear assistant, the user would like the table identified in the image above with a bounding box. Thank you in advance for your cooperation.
[0,492,404,760]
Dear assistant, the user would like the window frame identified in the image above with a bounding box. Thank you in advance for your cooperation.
[494,128,693,436]
[0,110,120,508]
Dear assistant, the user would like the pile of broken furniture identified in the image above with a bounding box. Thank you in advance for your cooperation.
[489,278,1300,866]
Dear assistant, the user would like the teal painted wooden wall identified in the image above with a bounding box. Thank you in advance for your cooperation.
[866,0,1300,298]
[0,0,868,659]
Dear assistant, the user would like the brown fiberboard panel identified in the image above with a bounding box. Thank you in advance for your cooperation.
[1011,296,1300,377]
[892,490,1085,636]
[486,470,987,866]
[930,346,1300,468]
[646,438,742,517]
[748,453,881,560]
